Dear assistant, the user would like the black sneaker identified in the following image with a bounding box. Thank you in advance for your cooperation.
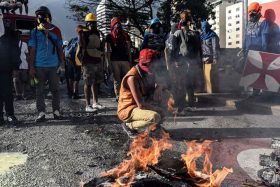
[7,116,18,125]
[121,123,139,139]
[36,112,46,123]
[53,110,63,120]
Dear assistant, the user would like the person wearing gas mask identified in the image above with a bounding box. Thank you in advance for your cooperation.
[171,10,203,111]
[241,2,278,97]
[28,6,65,122]
[0,17,21,125]
[105,17,131,102]
[78,13,105,112]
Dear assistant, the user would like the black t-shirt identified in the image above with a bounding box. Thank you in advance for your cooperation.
[106,33,130,61]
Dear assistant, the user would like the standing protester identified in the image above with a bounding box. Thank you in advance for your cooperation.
[241,2,278,96]
[64,37,81,99]
[105,17,131,102]
[0,17,21,125]
[13,30,29,100]
[172,11,203,109]
[141,18,167,89]
[78,13,105,112]
[118,49,164,136]
[29,6,65,122]
[201,21,220,94]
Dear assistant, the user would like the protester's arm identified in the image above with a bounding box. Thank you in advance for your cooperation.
[140,35,149,50]
[164,47,170,70]
[260,20,270,52]
[28,29,36,77]
[0,14,4,37]
[127,41,132,64]
[212,36,219,64]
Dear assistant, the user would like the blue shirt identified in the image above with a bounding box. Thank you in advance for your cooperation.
[244,20,272,52]
[28,25,63,68]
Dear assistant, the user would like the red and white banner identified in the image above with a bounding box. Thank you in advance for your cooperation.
[240,50,280,92]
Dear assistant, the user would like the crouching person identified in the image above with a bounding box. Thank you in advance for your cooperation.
[117,49,165,137]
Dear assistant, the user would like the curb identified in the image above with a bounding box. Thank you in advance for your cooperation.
[197,94,280,116]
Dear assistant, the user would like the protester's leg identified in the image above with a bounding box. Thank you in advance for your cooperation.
[24,2,28,14]
[73,65,81,97]
[13,73,21,97]
[121,61,131,79]
[65,64,72,97]
[111,61,122,99]
[92,64,104,107]
[4,73,14,117]
[204,64,212,93]
[211,64,219,93]
[36,68,47,113]
[0,97,3,120]
[83,65,92,106]
[126,108,161,129]
[49,68,60,112]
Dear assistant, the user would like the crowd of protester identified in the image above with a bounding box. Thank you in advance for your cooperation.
[0,2,279,137]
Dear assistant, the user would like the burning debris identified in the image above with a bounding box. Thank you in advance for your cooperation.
[182,141,233,187]
[258,138,280,186]
[82,125,233,187]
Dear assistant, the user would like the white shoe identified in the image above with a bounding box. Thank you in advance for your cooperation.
[92,103,105,110]
[85,105,97,112]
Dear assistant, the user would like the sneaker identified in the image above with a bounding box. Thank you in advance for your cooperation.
[7,116,18,125]
[121,123,139,139]
[36,112,46,123]
[53,110,63,120]
[85,106,97,113]
[92,103,105,110]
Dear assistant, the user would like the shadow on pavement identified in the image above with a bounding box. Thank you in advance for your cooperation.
[168,128,280,141]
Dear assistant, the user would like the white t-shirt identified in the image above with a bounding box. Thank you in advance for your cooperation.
[19,41,29,70]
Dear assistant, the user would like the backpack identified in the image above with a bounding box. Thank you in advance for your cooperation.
[64,37,78,61]
[76,30,103,64]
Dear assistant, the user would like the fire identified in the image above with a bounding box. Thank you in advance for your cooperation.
[182,140,233,187]
[102,124,173,187]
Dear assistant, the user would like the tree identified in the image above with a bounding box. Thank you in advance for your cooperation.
[66,0,160,37]
[157,0,214,30]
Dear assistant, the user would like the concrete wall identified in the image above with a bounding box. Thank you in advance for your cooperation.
[217,48,243,93]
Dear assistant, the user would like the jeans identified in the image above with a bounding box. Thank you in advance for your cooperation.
[36,67,60,113]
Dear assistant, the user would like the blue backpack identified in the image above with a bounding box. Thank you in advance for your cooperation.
[64,37,78,61]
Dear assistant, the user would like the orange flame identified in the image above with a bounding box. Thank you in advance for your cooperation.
[181,140,233,187]
[102,124,173,187]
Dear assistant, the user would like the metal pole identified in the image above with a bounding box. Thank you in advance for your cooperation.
[243,0,248,48]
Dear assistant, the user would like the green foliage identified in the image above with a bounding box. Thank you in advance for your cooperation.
[157,0,215,30]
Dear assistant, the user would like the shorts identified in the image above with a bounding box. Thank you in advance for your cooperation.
[82,63,103,85]
[67,61,81,81]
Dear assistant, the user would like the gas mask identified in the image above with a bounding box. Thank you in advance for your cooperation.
[37,14,50,24]
[249,11,261,22]
[86,21,97,30]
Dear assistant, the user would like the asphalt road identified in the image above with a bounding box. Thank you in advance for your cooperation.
[0,95,279,187]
